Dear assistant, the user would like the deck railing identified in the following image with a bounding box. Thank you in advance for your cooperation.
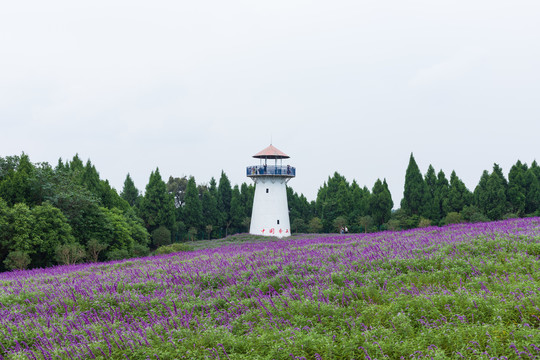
[246,165,296,177]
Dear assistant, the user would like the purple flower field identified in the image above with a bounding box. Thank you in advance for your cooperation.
[1,218,539,359]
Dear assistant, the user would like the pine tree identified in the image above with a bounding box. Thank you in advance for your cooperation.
[230,185,244,233]
[524,166,540,214]
[485,164,508,220]
[421,165,438,220]
[139,168,176,234]
[445,171,472,214]
[82,161,101,195]
[0,154,38,206]
[183,176,203,236]
[201,187,219,238]
[369,178,393,226]
[350,180,369,221]
[434,170,449,222]
[121,173,140,207]
[217,171,232,234]
[507,160,528,215]
[401,153,424,216]
[474,170,490,215]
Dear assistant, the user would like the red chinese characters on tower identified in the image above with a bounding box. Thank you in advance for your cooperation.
[269,228,275,234]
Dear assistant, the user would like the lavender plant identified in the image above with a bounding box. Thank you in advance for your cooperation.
[1,218,539,359]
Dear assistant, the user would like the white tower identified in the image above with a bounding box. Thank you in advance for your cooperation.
[247,145,295,237]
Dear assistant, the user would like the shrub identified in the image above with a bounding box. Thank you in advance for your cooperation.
[307,217,323,233]
[152,226,171,248]
[131,243,150,258]
[187,227,198,241]
[443,212,463,225]
[3,251,31,270]
[55,243,86,265]
[418,217,431,228]
[386,219,401,231]
[106,249,131,261]
[358,215,373,233]
[155,243,194,255]
[86,239,108,262]
[469,212,490,223]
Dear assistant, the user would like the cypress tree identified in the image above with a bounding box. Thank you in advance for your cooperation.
[183,176,203,235]
[524,167,540,214]
[434,170,450,221]
[485,164,508,220]
[217,171,232,235]
[421,165,438,221]
[445,171,472,214]
[369,178,393,226]
[139,168,176,233]
[401,153,424,216]
[350,180,370,220]
[507,160,527,215]
[474,170,490,215]
[201,186,219,238]
[121,173,140,207]
[230,185,244,233]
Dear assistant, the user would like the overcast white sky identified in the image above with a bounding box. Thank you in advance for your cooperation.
[1,0,539,205]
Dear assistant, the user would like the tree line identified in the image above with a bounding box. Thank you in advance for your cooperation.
[1,153,539,271]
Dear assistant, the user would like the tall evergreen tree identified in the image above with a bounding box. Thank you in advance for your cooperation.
[350,180,370,221]
[315,172,348,232]
[434,170,450,221]
[445,171,472,214]
[69,154,84,174]
[507,160,528,215]
[474,170,490,215]
[82,161,101,195]
[121,173,140,207]
[217,171,232,234]
[139,168,176,234]
[201,187,219,238]
[421,165,438,220]
[230,185,245,233]
[485,164,509,220]
[524,166,540,214]
[183,176,203,236]
[0,154,38,206]
[336,179,352,219]
[240,182,254,219]
[401,153,424,216]
[369,178,393,226]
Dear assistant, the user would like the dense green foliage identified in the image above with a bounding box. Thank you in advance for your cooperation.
[1,152,539,272]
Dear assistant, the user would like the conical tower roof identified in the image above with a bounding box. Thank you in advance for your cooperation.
[253,144,290,159]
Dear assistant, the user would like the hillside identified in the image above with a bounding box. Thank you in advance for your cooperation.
[1,218,539,359]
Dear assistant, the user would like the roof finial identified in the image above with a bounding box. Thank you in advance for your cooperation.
[270,134,272,145]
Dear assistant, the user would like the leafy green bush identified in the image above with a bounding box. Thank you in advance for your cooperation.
[152,226,171,248]
[3,251,31,270]
[106,248,131,261]
[443,212,462,225]
[131,243,150,258]
[155,243,194,255]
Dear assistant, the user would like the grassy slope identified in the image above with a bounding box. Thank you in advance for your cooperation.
[0,220,539,360]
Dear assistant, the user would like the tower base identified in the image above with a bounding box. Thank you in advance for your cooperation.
[249,177,291,238]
